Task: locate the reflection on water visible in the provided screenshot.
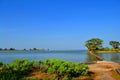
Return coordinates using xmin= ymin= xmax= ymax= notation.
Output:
xmin=87 ymin=53 xmax=98 ymax=62
xmin=98 ymin=52 xmax=120 ymax=63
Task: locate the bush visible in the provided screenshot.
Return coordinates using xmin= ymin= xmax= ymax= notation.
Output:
xmin=0 ymin=59 xmax=34 ymax=80
xmin=0 ymin=59 xmax=89 ymax=80
xmin=0 ymin=62 xmax=3 ymax=67
xmin=41 ymin=59 xmax=89 ymax=80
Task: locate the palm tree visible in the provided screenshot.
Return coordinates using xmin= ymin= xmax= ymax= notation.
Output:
xmin=85 ymin=38 xmax=103 ymax=53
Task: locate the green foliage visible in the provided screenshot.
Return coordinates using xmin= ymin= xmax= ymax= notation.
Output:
xmin=62 ymin=75 xmax=71 ymax=80
xmin=110 ymin=41 xmax=120 ymax=49
xmin=0 ymin=59 xmax=34 ymax=80
xmin=0 ymin=59 xmax=89 ymax=80
xmin=0 ymin=62 xmax=3 ymax=67
xmin=0 ymin=71 xmax=20 ymax=80
xmin=10 ymin=59 xmax=34 ymax=74
xmin=33 ymin=48 xmax=37 ymax=50
xmin=0 ymin=48 xmax=2 ymax=51
xmin=85 ymin=38 xmax=103 ymax=52
xmin=101 ymin=47 xmax=110 ymax=51
xmin=42 ymin=59 xmax=89 ymax=80
xmin=9 ymin=48 xmax=16 ymax=50
xmin=23 ymin=48 xmax=27 ymax=51
xmin=4 ymin=48 xmax=8 ymax=51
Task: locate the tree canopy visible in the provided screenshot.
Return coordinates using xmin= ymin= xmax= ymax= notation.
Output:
xmin=109 ymin=41 xmax=120 ymax=49
xmin=9 ymin=48 xmax=15 ymax=50
xmin=85 ymin=38 xmax=103 ymax=52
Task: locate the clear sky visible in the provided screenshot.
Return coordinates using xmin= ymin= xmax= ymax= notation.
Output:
xmin=0 ymin=0 xmax=120 ymax=50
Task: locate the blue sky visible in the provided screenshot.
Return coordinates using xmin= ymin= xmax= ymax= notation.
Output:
xmin=0 ymin=0 xmax=120 ymax=50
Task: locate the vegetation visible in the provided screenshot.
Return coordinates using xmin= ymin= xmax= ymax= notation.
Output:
xmin=0 ymin=59 xmax=89 ymax=80
xmin=0 ymin=48 xmax=2 ymax=51
xmin=109 ymin=41 xmax=120 ymax=49
xmin=23 ymin=48 xmax=27 ymax=51
xmin=85 ymin=38 xmax=120 ymax=53
xmin=0 ymin=59 xmax=34 ymax=80
xmin=0 ymin=48 xmax=49 ymax=52
xmin=85 ymin=38 xmax=103 ymax=53
xmin=4 ymin=48 xmax=8 ymax=51
xmin=0 ymin=38 xmax=120 ymax=53
xmin=9 ymin=48 xmax=16 ymax=50
xmin=33 ymin=48 xmax=37 ymax=51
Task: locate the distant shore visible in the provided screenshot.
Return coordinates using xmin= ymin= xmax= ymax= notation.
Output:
xmin=0 ymin=50 xmax=120 ymax=53
xmin=0 ymin=50 xmax=50 ymax=52
xmin=0 ymin=50 xmax=85 ymax=52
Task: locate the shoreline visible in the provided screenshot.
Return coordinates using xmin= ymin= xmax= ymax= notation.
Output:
xmin=87 ymin=50 xmax=120 ymax=53
xmin=0 ymin=50 xmax=50 ymax=52
xmin=96 ymin=50 xmax=120 ymax=53
xmin=0 ymin=50 xmax=85 ymax=52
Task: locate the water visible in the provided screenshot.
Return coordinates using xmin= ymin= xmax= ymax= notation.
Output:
xmin=0 ymin=50 xmax=120 ymax=63
xmin=98 ymin=52 xmax=120 ymax=63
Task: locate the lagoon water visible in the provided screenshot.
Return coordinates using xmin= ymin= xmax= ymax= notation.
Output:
xmin=0 ymin=50 xmax=120 ymax=63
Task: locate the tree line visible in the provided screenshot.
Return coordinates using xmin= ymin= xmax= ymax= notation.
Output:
xmin=0 ymin=48 xmax=49 ymax=51
xmin=85 ymin=38 xmax=120 ymax=53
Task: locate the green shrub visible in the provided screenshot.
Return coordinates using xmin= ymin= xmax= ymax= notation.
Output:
xmin=0 ymin=59 xmax=34 ymax=80
xmin=0 ymin=71 xmax=20 ymax=80
xmin=42 ymin=59 xmax=89 ymax=80
xmin=0 ymin=59 xmax=89 ymax=80
xmin=0 ymin=62 xmax=3 ymax=67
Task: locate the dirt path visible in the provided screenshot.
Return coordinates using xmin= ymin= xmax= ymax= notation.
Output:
xmin=88 ymin=61 xmax=120 ymax=80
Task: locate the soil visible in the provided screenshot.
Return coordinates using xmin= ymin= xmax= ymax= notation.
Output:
xmin=26 ymin=61 xmax=120 ymax=80
xmin=88 ymin=61 xmax=120 ymax=80
xmin=25 ymin=71 xmax=54 ymax=79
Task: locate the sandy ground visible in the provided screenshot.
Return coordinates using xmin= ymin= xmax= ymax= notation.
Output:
xmin=88 ymin=61 xmax=120 ymax=80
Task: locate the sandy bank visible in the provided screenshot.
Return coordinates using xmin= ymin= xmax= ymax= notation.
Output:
xmin=88 ymin=61 xmax=120 ymax=80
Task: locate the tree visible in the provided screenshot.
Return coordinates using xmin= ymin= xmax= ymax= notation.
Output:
xmin=33 ymin=48 xmax=37 ymax=51
xmin=23 ymin=48 xmax=26 ymax=51
xmin=0 ymin=48 xmax=2 ymax=51
xmin=4 ymin=48 xmax=8 ymax=51
xmin=109 ymin=41 xmax=120 ymax=49
xmin=85 ymin=38 xmax=103 ymax=53
xmin=9 ymin=48 xmax=15 ymax=50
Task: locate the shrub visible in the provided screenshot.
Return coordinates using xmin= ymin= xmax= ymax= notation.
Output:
xmin=42 ymin=59 xmax=89 ymax=80
xmin=0 ymin=59 xmax=89 ymax=80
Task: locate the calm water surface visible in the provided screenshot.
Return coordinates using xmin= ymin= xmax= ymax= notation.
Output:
xmin=98 ymin=52 xmax=120 ymax=63
xmin=0 ymin=50 xmax=120 ymax=63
